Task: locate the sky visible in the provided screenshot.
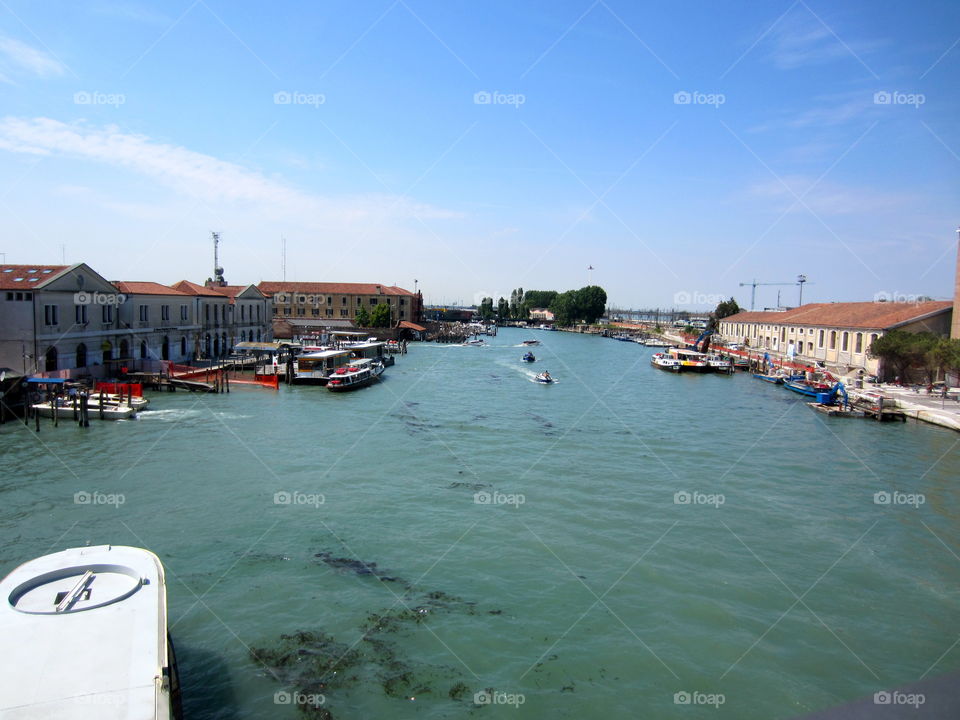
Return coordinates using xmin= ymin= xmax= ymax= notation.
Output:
xmin=0 ymin=0 xmax=957 ymax=311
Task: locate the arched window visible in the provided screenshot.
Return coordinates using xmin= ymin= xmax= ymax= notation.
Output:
xmin=75 ymin=343 xmax=87 ymax=368
xmin=161 ymin=336 xmax=170 ymax=361
xmin=841 ymin=332 xmax=849 ymax=352
xmin=102 ymin=341 xmax=113 ymax=364
xmin=241 ymin=330 xmax=246 ymax=342
xmin=45 ymin=346 xmax=58 ymax=371
xmin=140 ymin=341 xmax=148 ymax=359
xmin=119 ymin=339 xmax=129 ymax=360
xmin=829 ymin=331 xmax=837 ymax=350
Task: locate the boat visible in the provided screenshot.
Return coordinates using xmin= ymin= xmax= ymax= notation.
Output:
xmin=644 ymin=339 xmax=672 ymax=347
xmin=0 ymin=544 xmax=183 ymax=719
xmin=32 ymin=400 xmax=136 ymax=420
xmin=534 ymin=372 xmax=554 ymax=384
xmin=522 ymin=352 xmax=536 ymax=362
xmin=667 ymin=347 xmax=710 ymax=372
xmin=521 ymin=340 xmax=540 ymax=346
xmin=705 ymin=355 xmax=733 ymax=373
xmin=753 ymin=372 xmax=785 ymax=384
xmin=611 ymin=333 xmax=633 ymax=342
xmin=783 ymin=378 xmax=835 ymax=399
xmin=326 ymin=359 xmax=383 ymax=392
xmin=650 ymin=352 xmax=682 ymax=372
xmin=464 ymin=338 xmax=487 ymax=347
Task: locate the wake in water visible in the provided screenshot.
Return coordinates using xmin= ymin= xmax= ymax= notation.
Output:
xmin=494 ymin=358 xmax=559 ymax=383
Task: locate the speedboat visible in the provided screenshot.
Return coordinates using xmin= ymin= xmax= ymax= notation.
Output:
xmin=521 ymin=340 xmax=540 ymax=346
xmin=522 ymin=352 xmax=536 ymax=362
xmin=0 ymin=545 xmax=183 ymax=719
xmin=534 ymin=372 xmax=554 ymax=384
xmin=32 ymin=400 xmax=136 ymax=420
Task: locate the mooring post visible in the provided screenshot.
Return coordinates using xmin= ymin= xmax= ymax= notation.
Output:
xmin=99 ymin=391 xmax=105 ymax=420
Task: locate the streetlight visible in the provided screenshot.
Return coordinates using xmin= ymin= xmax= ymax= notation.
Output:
xmin=797 ymin=274 xmax=807 ymax=306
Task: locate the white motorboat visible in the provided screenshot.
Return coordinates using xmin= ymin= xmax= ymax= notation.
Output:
xmin=0 ymin=545 xmax=183 ymax=719
xmin=326 ymin=358 xmax=384 ymax=392
xmin=650 ymin=353 xmax=682 ymax=372
xmin=32 ymin=400 xmax=136 ymax=420
xmin=534 ymin=371 xmax=555 ymax=384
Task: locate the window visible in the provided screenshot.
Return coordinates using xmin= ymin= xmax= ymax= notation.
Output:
xmin=341 ymin=296 xmax=347 ymax=305
xmin=297 ymin=308 xmax=305 ymax=316
xmin=75 ymin=343 xmax=87 ymax=368
xmin=855 ymin=333 xmax=863 ymax=354
xmin=780 ymin=328 xmax=786 ymax=342
xmin=400 ymin=298 xmax=405 ymax=306
xmin=869 ymin=334 xmax=879 ymax=353
xmin=325 ymin=308 xmax=333 ymax=317
xmin=44 ymin=346 xmax=57 ymax=371
xmin=818 ymin=330 xmax=824 ymax=348
xmin=4 ymin=292 xmax=10 ymax=300
xmin=139 ymin=305 xmax=148 ymax=322
xmin=312 ymin=309 xmax=320 ymax=316
xmin=340 ymin=309 xmax=349 ymax=317
xmin=140 ymin=341 xmax=148 ymax=359
xmin=161 ymin=305 xmax=170 ymax=322
xmin=205 ymin=305 xmax=210 ymax=323
xmin=44 ymin=304 xmax=58 ymax=326
xmin=241 ymin=305 xmax=245 ymax=321
xmin=75 ymin=304 xmax=87 ymax=324
xmin=256 ymin=305 xmax=261 ymax=321
xmin=102 ymin=304 xmax=113 ymax=323
xmin=298 ymin=295 xmax=306 ymax=303
xmin=25 ymin=293 xmax=31 ymax=299
xmin=829 ymin=331 xmax=836 ymax=350
xmin=327 ymin=296 xmax=333 ymax=305
xmin=370 ymin=298 xmax=377 ymax=305
xmin=356 ymin=297 xmax=361 ymax=305
xmin=842 ymin=332 xmax=849 ymax=352
xmin=181 ymin=305 xmax=188 ymax=321
xmin=181 ymin=337 xmax=187 ymax=356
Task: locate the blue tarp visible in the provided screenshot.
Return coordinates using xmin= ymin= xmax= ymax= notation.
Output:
xmin=25 ymin=377 xmax=66 ymax=384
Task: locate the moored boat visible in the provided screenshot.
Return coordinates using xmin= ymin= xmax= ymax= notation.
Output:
xmin=705 ymin=355 xmax=733 ymax=373
xmin=667 ymin=347 xmax=710 ymax=372
xmin=651 ymin=353 xmax=682 ymax=372
xmin=32 ymin=399 xmax=136 ymax=420
xmin=0 ymin=544 xmax=183 ymax=719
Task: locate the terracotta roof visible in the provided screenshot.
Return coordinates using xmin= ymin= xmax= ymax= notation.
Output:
xmin=722 ymin=301 xmax=953 ymax=330
xmin=113 ymin=281 xmax=189 ymax=296
xmin=0 ymin=264 xmax=68 ymax=289
xmin=170 ymin=280 xmax=229 ymax=297
xmin=258 ymin=281 xmax=415 ymax=297
xmin=212 ymin=284 xmax=265 ymax=298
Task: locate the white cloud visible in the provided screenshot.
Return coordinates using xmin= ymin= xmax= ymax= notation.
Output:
xmin=0 ymin=116 xmax=461 ymax=228
xmin=0 ymin=35 xmax=65 ymax=80
xmin=766 ymin=13 xmax=882 ymax=70
xmin=748 ymin=175 xmax=915 ymax=216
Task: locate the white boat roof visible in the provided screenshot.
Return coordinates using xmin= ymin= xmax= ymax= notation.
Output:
xmin=299 ymin=349 xmax=351 ymax=359
xmin=0 ymin=545 xmax=169 ymax=719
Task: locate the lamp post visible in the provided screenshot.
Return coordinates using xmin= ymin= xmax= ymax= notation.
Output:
xmin=797 ymin=274 xmax=807 ymax=306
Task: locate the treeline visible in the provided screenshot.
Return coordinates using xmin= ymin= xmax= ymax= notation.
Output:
xmin=869 ymin=330 xmax=960 ymax=382
xmin=477 ymin=286 xmax=607 ymax=325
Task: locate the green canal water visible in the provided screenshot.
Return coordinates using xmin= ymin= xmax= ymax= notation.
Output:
xmin=1 ymin=327 xmax=958 ymax=719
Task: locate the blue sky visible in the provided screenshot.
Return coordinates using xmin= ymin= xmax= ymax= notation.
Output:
xmin=0 ymin=0 xmax=957 ymax=310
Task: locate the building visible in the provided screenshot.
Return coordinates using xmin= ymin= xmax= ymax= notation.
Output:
xmin=113 ymin=282 xmax=199 ymax=365
xmin=528 ymin=308 xmax=555 ymax=322
xmin=170 ymin=280 xmax=272 ymax=359
xmin=717 ymin=301 xmax=953 ymax=375
xmin=258 ymin=282 xmax=421 ymax=327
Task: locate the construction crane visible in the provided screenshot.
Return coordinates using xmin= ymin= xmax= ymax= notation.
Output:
xmin=739 ymin=278 xmax=811 ymax=310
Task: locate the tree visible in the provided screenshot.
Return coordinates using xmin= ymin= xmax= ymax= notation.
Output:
xmin=478 ymin=297 xmax=494 ymax=322
xmin=522 ymin=290 xmax=558 ymax=312
xmin=714 ymin=297 xmax=741 ymax=320
xmin=869 ymin=330 xmax=914 ymax=381
xmin=575 ymin=285 xmax=607 ymax=324
xmin=549 ymin=290 xmax=578 ymax=326
xmin=496 ymin=297 xmax=510 ymax=321
xmin=355 ymin=305 xmax=370 ymax=327
xmin=369 ymin=303 xmax=391 ymax=328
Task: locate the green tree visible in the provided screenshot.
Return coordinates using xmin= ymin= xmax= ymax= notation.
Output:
xmin=714 ymin=297 xmax=741 ymax=320
xmin=496 ymin=297 xmax=510 ymax=321
xmin=355 ymin=304 xmax=370 ymax=327
xmin=575 ymin=285 xmax=607 ymax=324
xmin=522 ymin=290 xmax=558 ymax=312
xmin=549 ymin=290 xmax=578 ymax=326
xmin=478 ymin=297 xmax=494 ymax=322
xmin=369 ymin=303 xmax=392 ymax=328
xmin=869 ymin=330 xmax=914 ymax=381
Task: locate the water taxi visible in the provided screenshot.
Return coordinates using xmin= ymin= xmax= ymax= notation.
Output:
xmin=326 ymin=359 xmax=384 ymax=392
xmin=667 ymin=347 xmax=710 ymax=372
xmin=0 ymin=545 xmax=183 ymax=719
xmin=651 ymin=352 xmax=682 ymax=372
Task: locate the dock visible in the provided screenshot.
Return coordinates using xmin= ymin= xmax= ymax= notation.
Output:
xmin=807 ymin=402 xmax=906 ymax=422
